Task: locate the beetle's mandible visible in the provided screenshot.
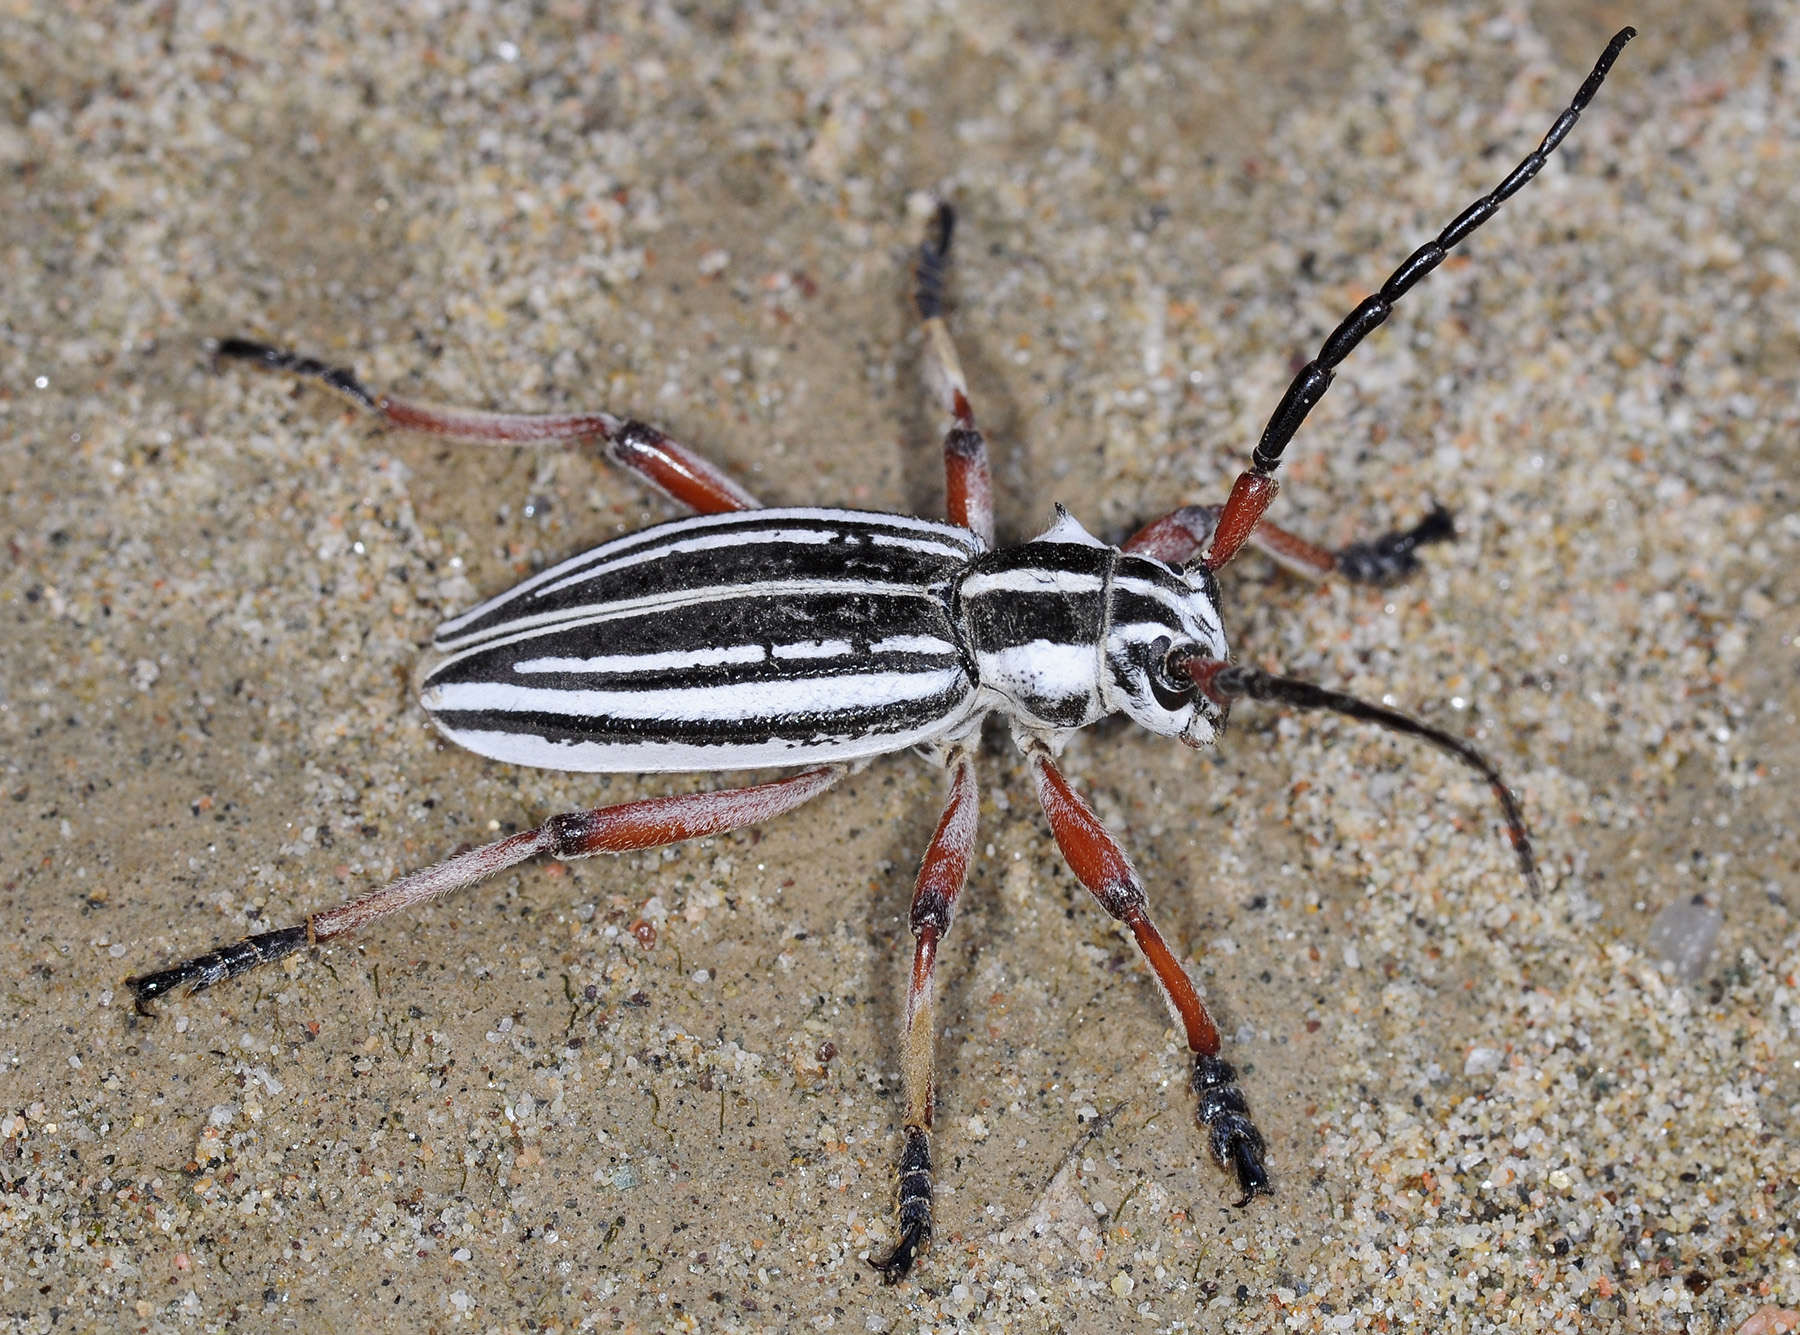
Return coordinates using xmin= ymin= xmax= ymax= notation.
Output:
xmin=128 ymin=28 xmax=1635 ymax=1280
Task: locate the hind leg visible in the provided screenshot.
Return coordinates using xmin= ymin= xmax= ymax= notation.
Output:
xmin=215 ymin=338 xmax=761 ymax=514
xmin=127 ymin=767 xmax=843 ymax=1009
xmin=869 ymin=749 xmax=980 ymax=1281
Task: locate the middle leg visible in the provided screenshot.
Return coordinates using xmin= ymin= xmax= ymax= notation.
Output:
xmin=871 ymin=747 xmax=980 ymax=1281
xmin=915 ymin=205 xmax=995 ymax=546
xmin=1024 ymin=741 xmax=1270 ymax=1203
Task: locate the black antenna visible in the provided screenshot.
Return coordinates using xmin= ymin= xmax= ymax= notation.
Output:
xmin=1245 ymin=27 xmax=1636 ymax=481
xmin=1185 ymin=659 xmax=1539 ymax=892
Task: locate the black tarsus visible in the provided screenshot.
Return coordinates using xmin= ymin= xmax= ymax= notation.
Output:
xmin=915 ymin=201 xmax=956 ymax=322
xmin=126 ymin=923 xmax=311 ymax=1014
xmin=214 ymin=337 xmax=379 ymax=409
xmin=1193 ymin=1054 xmax=1271 ymax=1205
xmin=869 ymin=1127 xmax=932 ymax=1281
xmin=1335 ymin=505 xmax=1456 ymax=584
xmin=1248 ymin=27 xmax=1635 ymax=478
xmin=1198 ymin=664 xmax=1540 ymax=892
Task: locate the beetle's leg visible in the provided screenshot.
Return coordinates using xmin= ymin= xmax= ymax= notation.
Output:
xmin=1120 ymin=505 xmax=1221 ymax=565
xmin=1024 ymin=742 xmax=1271 ymax=1205
xmin=1124 ymin=504 xmax=1455 ymax=585
xmin=1205 ymin=28 xmax=1634 ymax=571
xmin=126 ymin=767 xmax=841 ymax=1011
xmin=870 ymin=749 xmax=979 ymax=1282
xmin=213 ymin=338 xmax=761 ymax=514
xmin=915 ymin=204 xmax=994 ymax=546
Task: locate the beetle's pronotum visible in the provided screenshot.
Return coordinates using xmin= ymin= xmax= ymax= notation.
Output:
xmin=128 ymin=28 xmax=1633 ymax=1279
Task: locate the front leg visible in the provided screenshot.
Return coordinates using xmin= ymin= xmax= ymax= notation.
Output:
xmin=1124 ymin=503 xmax=1454 ymax=585
xmin=1025 ymin=742 xmax=1271 ymax=1204
xmin=870 ymin=748 xmax=980 ymax=1281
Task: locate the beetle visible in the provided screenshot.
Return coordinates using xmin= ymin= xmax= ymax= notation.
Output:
xmin=127 ymin=29 xmax=1634 ymax=1280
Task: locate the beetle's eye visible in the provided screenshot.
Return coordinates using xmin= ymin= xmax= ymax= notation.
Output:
xmin=1147 ymin=637 xmax=1189 ymax=683
xmin=1146 ymin=637 xmax=1197 ymax=711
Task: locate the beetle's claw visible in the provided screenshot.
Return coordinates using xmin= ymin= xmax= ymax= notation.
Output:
xmin=1227 ymin=1132 xmax=1273 ymax=1205
xmin=1193 ymin=1053 xmax=1272 ymax=1204
xmin=869 ymin=1127 xmax=933 ymax=1281
xmin=869 ymin=1217 xmax=930 ymax=1283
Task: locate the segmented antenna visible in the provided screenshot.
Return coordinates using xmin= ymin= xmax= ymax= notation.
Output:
xmin=1184 ymin=659 xmax=1538 ymax=892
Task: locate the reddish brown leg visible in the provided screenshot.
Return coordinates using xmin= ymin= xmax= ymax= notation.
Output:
xmin=871 ymin=749 xmax=979 ymax=1282
xmin=1124 ymin=503 xmax=1453 ymax=585
xmin=1247 ymin=520 xmax=1346 ymax=579
xmin=1125 ymin=502 xmax=1338 ymax=579
xmin=1121 ymin=505 xmax=1221 ymax=566
xmin=126 ymin=767 xmax=842 ymax=1009
xmin=215 ymin=338 xmax=760 ymax=514
xmin=915 ymin=206 xmax=995 ymax=546
xmin=1024 ymin=742 xmax=1270 ymax=1203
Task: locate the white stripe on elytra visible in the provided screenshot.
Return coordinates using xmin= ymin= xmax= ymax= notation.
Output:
xmin=959 ymin=568 xmax=1104 ymax=600
xmin=869 ymin=532 xmax=977 ymax=560
xmin=422 ymin=667 xmax=967 ymax=724
xmin=511 ymin=644 xmax=767 ymax=675
xmin=428 ymin=579 xmax=929 ymax=672
xmin=869 ymin=634 xmax=959 ymax=656
xmin=434 ymin=694 xmax=987 ymax=774
xmin=435 ymin=508 xmax=982 ymax=641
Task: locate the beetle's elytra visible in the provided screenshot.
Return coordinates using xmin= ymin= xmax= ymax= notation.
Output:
xmin=128 ymin=28 xmax=1634 ymax=1280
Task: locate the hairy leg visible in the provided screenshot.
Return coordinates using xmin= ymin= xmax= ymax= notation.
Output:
xmin=127 ymin=767 xmax=842 ymax=1009
xmin=1024 ymin=742 xmax=1270 ymax=1203
xmin=914 ymin=206 xmax=994 ymax=546
xmin=215 ymin=338 xmax=761 ymax=514
xmin=1124 ymin=503 xmax=1455 ymax=585
xmin=870 ymin=749 xmax=980 ymax=1281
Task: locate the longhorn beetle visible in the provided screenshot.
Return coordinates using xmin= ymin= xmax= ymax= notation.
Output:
xmin=128 ymin=29 xmax=1635 ymax=1280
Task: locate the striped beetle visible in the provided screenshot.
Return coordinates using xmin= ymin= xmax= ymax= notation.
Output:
xmin=128 ymin=29 xmax=1634 ymax=1279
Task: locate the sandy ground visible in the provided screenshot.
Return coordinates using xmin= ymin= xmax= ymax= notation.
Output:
xmin=4 ymin=2 xmax=1799 ymax=1332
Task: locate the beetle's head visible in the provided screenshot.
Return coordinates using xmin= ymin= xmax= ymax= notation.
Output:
xmin=1102 ymin=553 xmax=1231 ymax=747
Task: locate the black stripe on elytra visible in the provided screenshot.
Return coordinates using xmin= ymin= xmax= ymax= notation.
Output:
xmin=425 ymin=591 xmax=966 ymax=691
xmin=429 ymin=684 xmax=973 ymax=746
xmin=438 ymin=510 xmax=981 ymax=647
